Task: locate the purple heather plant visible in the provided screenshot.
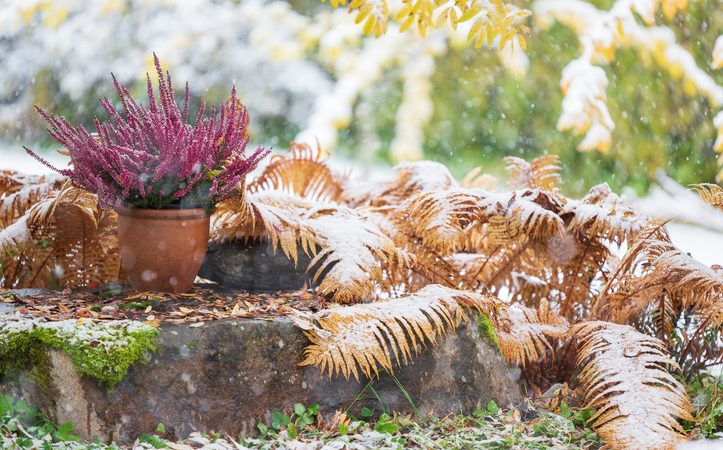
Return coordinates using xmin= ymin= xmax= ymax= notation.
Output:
xmin=25 ymin=54 xmax=270 ymax=211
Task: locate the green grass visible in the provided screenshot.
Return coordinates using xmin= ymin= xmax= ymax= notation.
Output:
xmin=0 ymin=396 xmax=602 ymax=449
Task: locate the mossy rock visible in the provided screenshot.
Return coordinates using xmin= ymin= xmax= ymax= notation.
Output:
xmin=0 ymin=315 xmax=521 ymax=444
xmin=0 ymin=318 xmax=158 ymax=389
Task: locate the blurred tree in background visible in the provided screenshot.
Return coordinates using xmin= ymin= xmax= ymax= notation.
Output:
xmin=340 ymin=0 xmax=722 ymax=195
xmin=1 ymin=0 xmax=720 ymax=196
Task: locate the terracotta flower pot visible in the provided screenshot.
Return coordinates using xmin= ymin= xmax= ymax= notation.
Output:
xmin=116 ymin=207 xmax=210 ymax=292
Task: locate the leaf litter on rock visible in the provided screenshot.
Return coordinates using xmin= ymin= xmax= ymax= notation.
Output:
xmin=1 ymin=285 xmax=326 ymax=326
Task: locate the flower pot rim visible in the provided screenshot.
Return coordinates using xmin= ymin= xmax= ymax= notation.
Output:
xmin=115 ymin=206 xmax=210 ymax=220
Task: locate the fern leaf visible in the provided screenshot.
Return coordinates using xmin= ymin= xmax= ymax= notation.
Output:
xmin=604 ymin=238 xmax=722 ymax=328
xmin=553 ymin=238 xmax=610 ymax=320
xmin=0 ymin=173 xmax=65 ymax=229
xmin=571 ymin=321 xmax=693 ymax=449
xmin=305 ymin=208 xmax=410 ymax=302
xmin=460 ymin=166 xmax=498 ymax=190
xmin=214 ymin=190 xmax=409 ymax=302
xmin=691 ymin=183 xmax=723 ymax=211
xmin=495 ymin=299 xmax=569 ymax=367
xmin=505 ymin=155 xmax=562 ymax=191
xmin=563 ymin=183 xmax=645 ymax=244
xmin=403 ymin=188 xmax=564 ymax=255
xmin=0 ymin=215 xmax=32 ymax=256
xmin=247 ymin=142 xmax=344 ymax=203
xmin=344 ymin=161 xmax=457 ymax=207
xmin=2 ymin=182 xmax=121 ymax=289
xmin=295 ymin=285 xmax=498 ymax=380
xmin=213 ymin=189 xmax=322 ymax=263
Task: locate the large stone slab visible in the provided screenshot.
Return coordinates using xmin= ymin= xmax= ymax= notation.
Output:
xmin=0 ymin=316 xmax=522 ymax=444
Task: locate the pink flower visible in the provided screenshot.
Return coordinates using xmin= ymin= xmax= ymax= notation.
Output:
xmin=25 ymin=53 xmax=268 ymax=211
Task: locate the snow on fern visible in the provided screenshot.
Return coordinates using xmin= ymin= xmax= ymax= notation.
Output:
xmin=571 ymin=321 xmax=693 ymax=449
xmin=294 ymin=284 xmax=496 ymax=380
xmin=306 ymin=207 xmax=408 ymax=302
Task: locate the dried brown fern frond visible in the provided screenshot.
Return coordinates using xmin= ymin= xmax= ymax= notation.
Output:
xmin=450 ymin=243 xmax=539 ymax=294
xmin=604 ymin=238 xmax=722 ymax=328
xmin=0 ymin=172 xmax=65 ymax=229
xmin=0 ymin=170 xmax=29 ymax=197
xmin=0 ymin=171 xmax=57 ymax=197
xmin=402 ymin=188 xmax=564 ymax=255
xmin=0 ymin=214 xmax=50 ymax=289
xmin=213 ymin=190 xmax=410 ymax=303
xmin=551 ymin=238 xmax=610 ymax=320
xmin=459 ymin=166 xmax=498 ymax=190
xmin=643 ymin=241 xmax=722 ymax=324
xmin=402 ymin=188 xmax=485 ymax=254
xmin=570 ymin=321 xmax=693 ymax=449
xmin=305 ymin=208 xmax=411 ymax=302
xmin=494 ymin=299 xmax=569 ymax=367
xmin=247 ymin=142 xmax=345 ymax=203
xmin=592 ymin=223 xmax=721 ymax=374
xmin=1 ymin=172 xmax=65 ymax=288
xmin=1 ymin=182 xmax=121 ymax=288
xmin=593 ymin=221 xmax=671 ymax=317
xmin=212 ymin=189 xmax=322 ymax=263
xmin=33 ymin=183 xmax=121 ymax=287
xmin=507 ymin=271 xmax=550 ymax=307
xmin=344 ymin=161 xmax=457 ymax=207
xmin=0 ymin=216 xmax=33 ymax=259
xmin=294 ymin=285 xmax=500 ymax=380
xmin=505 ymin=155 xmax=562 ymax=191
xmin=691 ymin=183 xmax=723 ymax=210
xmin=562 ymin=183 xmax=645 ymax=244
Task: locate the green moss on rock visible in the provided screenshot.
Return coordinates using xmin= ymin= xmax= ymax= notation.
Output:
xmin=0 ymin=316 xmax=158 ymax=389
xmin=476 ymin=312 xmax=501 ymax=352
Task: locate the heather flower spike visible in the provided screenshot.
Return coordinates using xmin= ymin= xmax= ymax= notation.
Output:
xmin=25 ymin=53 xmax=270 ymax=211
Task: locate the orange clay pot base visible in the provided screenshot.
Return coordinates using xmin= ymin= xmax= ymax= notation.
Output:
xmin=116 ymin=207 xmax=210 ymax=292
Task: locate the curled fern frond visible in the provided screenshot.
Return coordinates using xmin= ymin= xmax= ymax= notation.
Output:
xmin=691 ymin=183 xmax=723 ymax=211
xmin=295 ymin=285 xmax=499 ymax=380
xmin=563 ymin=183 xmax=645 ymax=244
xmin=505 ymin=155 xmax=562 ymax=191
xmin=247 ymin=142 xmax=344 ymax=203
xmin=571 ymin=321 xmax=693 ymax=449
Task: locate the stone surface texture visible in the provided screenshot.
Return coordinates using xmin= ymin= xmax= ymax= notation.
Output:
xmin=0 ymin=317 xmax=522 ymax=443
xmin=199 ymin=240 xmax=312 ymax=291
